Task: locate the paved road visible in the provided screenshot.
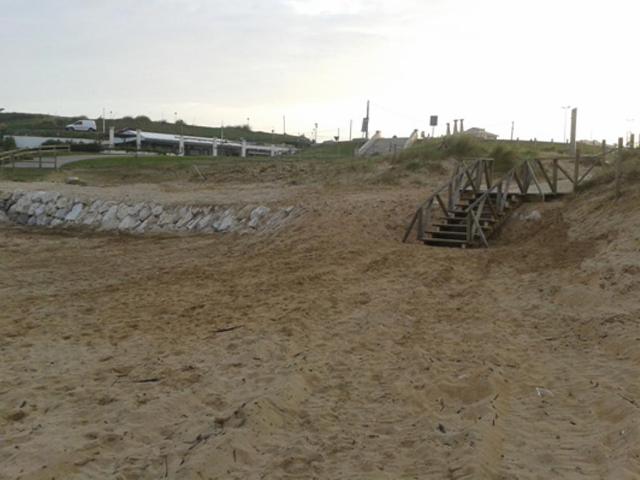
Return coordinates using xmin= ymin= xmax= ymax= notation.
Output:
xmin=6 ymin=154 xmax=109 ymax=169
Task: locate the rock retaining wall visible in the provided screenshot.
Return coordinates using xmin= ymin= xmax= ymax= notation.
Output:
xmin=0 ymin=190 xmax=297 ymax=235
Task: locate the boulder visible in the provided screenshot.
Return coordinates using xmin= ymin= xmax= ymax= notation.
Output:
xmin=99 ymin=201 xmax=116 ymax=214
xmin=522 ymin=210 xmax=542 ymax=222
xmin=89 ymin=200 xmax=104 ymax=212
xmin=101 ymin=205 xmax=120 ymax=230
xmin=11 ymin=196 xmax=32 ymax=215
xmin=33 ymin=205 xmax=46 ymax=217
xmin=175 ymin=210 xmax=194 ymax=229
xmin=82 ymin=213 xmax=102 ymax=226
xmin=27 ymin=203 xmax=39 ymax=216
xmin=116 ymin=203 xmax=129 ymax=220
xmin=138 ymin=206 xmax=152 ymax=222
xmin=136 ymin=215 xmax=158 ymax=233
xmin=32 ymin=191 xmax=59 ymax=204
xmin=118 ymin=215 xmax=140 ymax=231
xmin=65 ymin=177 xmax=86 ymax=186
xmin=65 ymin=203 xmax=85 ymax=222
xmin=128 ymin=203 xmax=145 ymax=217
xmin=214 ymin=209 xmax=236 ymax=232
xmin=56 ymin=197 xmax=70 ymax=209
xmin=158 ymin=211 xmax=178 ymax=226
xmin=197 ymin=214 xmax=215 ymax=230
xmin=151 ymin=205 xmax=164 ymax=216
xmin=54 ymin=208 xmax=69 ymax=219
xmin=237 ymin=204 xmax=254 ymax=220
xmin=249 ymin=206 xmax=270 ymax=228
xmin=44 ymin=202 xmax=57 ymax=215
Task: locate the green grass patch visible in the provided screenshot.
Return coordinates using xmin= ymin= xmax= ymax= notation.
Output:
xmin=0 ymin=168 xmax=52 ymax=182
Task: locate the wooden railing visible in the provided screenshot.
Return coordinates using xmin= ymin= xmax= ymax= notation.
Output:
xmin=530 ymin=152 xmax=603 ymax=195
xmin=402 ymin=158 xmax=495 ymax=243
xmin=0 ymin=145 xmax=71 ymax=169
xmin=463 ymin=160 xmax=544 ymax=247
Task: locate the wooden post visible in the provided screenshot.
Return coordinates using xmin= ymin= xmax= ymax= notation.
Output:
xmin=570 ymin=108 xmax=578 ymax=156
xmin=573 ymin=147 xmax=580 ymax=192
xmin=616 ymin=137 xmax=623 ymax=198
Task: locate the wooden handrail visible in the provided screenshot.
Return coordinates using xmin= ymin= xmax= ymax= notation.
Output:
xmin=402 ymin=158 xmax=493 ymax=243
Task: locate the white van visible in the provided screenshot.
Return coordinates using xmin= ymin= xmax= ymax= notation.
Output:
xmin=65 ymin=119 xmax=97 ymax=132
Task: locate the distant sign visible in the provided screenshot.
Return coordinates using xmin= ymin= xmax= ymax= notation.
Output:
xmin=430 ymin=115 xmax=438 ymax=127
xmin=361 ymin=117 xmax=369 ymax=133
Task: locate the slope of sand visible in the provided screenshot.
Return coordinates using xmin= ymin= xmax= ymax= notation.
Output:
xmin=1 ymin=180 xmax=639 ymax=479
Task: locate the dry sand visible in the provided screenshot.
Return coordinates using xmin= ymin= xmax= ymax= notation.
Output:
xmin=1 ymin=178 xmax=639 ymax=479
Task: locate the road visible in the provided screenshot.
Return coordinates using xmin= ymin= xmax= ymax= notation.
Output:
xmin=6 ymin=154 xmax=109 ymax=169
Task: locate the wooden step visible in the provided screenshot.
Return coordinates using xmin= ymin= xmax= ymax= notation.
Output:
xmin=443 ymin=216 xmax=497 ymax=223
xmin=424 ymin=237 xmax=469 ymax=248
xmin=448 ymin=212 xmax=498 ymax=222
xmin=431 ymin=223 xmax=493 ymax=233
xmin=426 ymin=230 xmax=467 ymax=238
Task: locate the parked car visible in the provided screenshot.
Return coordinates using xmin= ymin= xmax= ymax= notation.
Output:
xmin=65 ymin=119 xmax=97 ymax=132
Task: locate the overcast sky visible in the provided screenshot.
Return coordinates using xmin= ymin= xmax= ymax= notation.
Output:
xmin=1 ymin=0 xmax=638 ymax=142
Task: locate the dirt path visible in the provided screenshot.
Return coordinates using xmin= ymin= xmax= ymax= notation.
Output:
xmin=0 ymin=183 xmax=639 ymax=479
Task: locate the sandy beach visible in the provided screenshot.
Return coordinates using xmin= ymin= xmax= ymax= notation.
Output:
xmin=1 ymin=179 xmax=639 ymax=479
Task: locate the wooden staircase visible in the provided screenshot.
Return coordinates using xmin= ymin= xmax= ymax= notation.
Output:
xmin=403 ymin=158 xmax=559 ymax=248
xmin=423 ymin=190 xmax=523 ymax=248
xmin=403 ymin=153 xmax=607 ymax=248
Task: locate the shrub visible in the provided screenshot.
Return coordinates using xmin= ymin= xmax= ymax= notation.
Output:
xmin=442 ymin=135 xmax=480 ymax=158
xmin=70 ymin=142 xmax=101 ymax=153
xmin=1 ymin=136 xmax=16 ymax=151
xmin=490 ymin=145 xmax=517 ymax=173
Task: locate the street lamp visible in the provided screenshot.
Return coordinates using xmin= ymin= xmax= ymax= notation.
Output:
xmin=562 ymin=106 xmax=571 ymax=143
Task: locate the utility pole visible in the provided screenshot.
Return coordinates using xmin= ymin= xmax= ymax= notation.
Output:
xmin=562 ymin=105 xmax=571 ymax=143
xmin=510 ymin=121 xmax=515 ymax=141
xmin=362 ymin=100 xmax=370 ymax=139
xmin=283 ymin=115 xmax=286 ymax=135
xmin=570 ymin=107 xmax=578 ymax=155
